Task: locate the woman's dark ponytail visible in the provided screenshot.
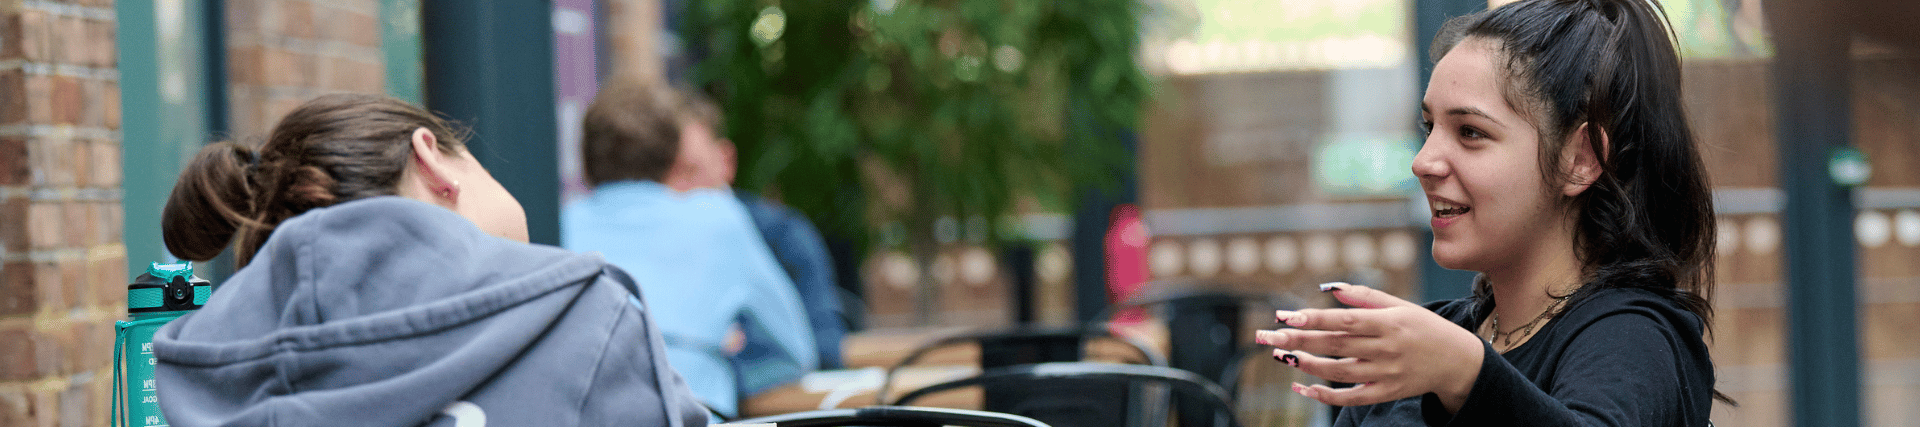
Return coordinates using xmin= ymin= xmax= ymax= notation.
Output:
xmin=161 ymin=141 xmax=263 ymax=262
xmin=159 ymin=94 xmax=469 ymax=267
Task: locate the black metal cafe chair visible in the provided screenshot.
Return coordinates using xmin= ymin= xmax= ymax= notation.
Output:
xmin=730 ymin=406 xmax=1051 ymax=427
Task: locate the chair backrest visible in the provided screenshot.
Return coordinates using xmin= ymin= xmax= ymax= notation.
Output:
xmin=1103 ymin=288 xmax=1300 ymax=387
xmin=1104 ymin=287 xmax=1300 ymax=427
xmin=889 ymin=362 xmax=1240 ymax=427
xmin=730 ymin=406 xmax=1051 ymax=427
xmin=874 ymin=325 xmax=1166 ymax=405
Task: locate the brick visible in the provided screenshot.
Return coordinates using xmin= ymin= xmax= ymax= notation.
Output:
xmin=0 ymin=70 xmax=21 ymax=125
xmin=28 ymin=202 xmax=62 ymax=249
xmin=84 ymin=203 xmax=108 ymax=247
xmin=262 ymin=48 xmax=316 ymax=88
xmin=0 ymin=198 xmax=25 ymax=253
xmin=0 ymin=138 xmax=25 ymax=185
xmin=87 ymin=370 xmax=109 ymax=427
xmin=0 ymin=327 xmax=35 ymax=380
xmin=0 ymin=261 xmax=32 ymax=316
xmin=228 ymin=46 xmax=264 ymax=86
xmin=23 ymin=73 xmax=50 ymax=124
xmin=67 ymin=140 xmax=89 ymax=187
xmin=281 ymin=0 xmax=315 ymax=39
xmin=77 ymin=79 xmax=104 ymax=128
xmin=324 ymin=57 xmax=381 ymax=93
xmin=27 ymin=137 xmax=73 ymax=186
xmin=86 ymin=141 xmax=116 ymax=188
xmin=49 ymin=75 xmax=79 ymax=125
xmin=322 ymin=7 xmax=379 ymax=48
xmin=17 ymin=9 xmax=47 ymax=62
xmin=89 ymin=253 xmax=125 ymax=308
xmin=332 ymin=0 xmax=379 ymax=14
xmin=30 ymin=384 xmax=53 ymax=427
xmin=53 ymin=16 xmax=83 ymax=66
xmin=58 ymin=379 xmax=87 ymax=427
xmin=228 ymin=89 xmax=265 ymax=136
xmin=32 ymin=259 xmax=63 ymax=312
xmin=102 ymin=208 xmax=120 ymax=256
xmin=84 ymin=321 xmax=115 ymax=369
xmin=58 ymin=256 xmax=86 ymax=312
xmin=101 ymin=82 xmax=118 ymax=130
xmin=266 ymin=97 xmax=304 ymax=129
xmin=226 ymin=0 xmax=261 ymax=32
xmin=89 ymin=18 xmax=116 ymax=68
xmin=0 ymin=13 xmax=20 ymax=60
xmin=31 ymin=322 xmax=72 ymax=377
xmin=0 ymin=387 xmax=30 ymax=427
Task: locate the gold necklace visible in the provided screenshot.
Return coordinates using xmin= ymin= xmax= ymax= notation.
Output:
xmin=1484 ymin=295 xmax=1571 ymax=348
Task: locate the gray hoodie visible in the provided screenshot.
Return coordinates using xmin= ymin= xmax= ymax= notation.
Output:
xmin=152 ymin=197 xmax=711 ymax=427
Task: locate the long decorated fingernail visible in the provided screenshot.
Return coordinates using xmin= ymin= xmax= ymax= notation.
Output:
xmin=1319 ymin=282 xmax=1348 ymax=293
xmin=1275 ymin=310 xmax=1295 ymax=324
xmin=1291 ymin=382 xmax=1311 ymax=397
xmin=1279 ymin=353 xmax=1300 ymax=367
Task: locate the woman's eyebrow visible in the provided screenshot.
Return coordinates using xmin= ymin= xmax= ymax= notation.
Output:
xmin=1446 ymin=106 xmax=1504 ymax=127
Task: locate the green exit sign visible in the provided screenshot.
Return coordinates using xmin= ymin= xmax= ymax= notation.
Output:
xmin=1313 ymin=133 xmax=1418 ymax=197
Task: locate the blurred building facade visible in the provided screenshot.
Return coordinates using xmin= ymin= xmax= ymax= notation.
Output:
xmin=2 ymin=0 xmax=1918 ymax=426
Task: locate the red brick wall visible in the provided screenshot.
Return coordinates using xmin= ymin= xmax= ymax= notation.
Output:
xmin=602 ymin=0 xmax=665 ymax=84
xmin=0 ymin=0 xmax=126 ymax=426
xmin=225 ymin=0 xmax=385 ymax=137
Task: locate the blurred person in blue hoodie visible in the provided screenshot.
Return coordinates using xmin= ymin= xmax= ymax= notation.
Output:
xmin=639 ymin=84 xmax=851 ymax=371
xmin=152 ymin=94 xmax=710 ymax=426
xmin=564 ymin=78 xmax=820 ymax=418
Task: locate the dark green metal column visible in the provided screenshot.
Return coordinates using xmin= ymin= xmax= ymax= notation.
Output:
xmin=118 ymin=0 xmax=217 ymax=279
xmin=1070 ymin=132 xmax=1138 ymax=325
xmin=382 ymin=0 xmax=425 ymax=104
xmin=1766 ymin=1 xmax=1861 ymax=426
xmin=1413 ymin=0 xmax=1484 ymax=303
xmin=421 ymin=2 xmax=561 ymax=245
xmin=1770 ymin=2 xmax=1864 ymax=426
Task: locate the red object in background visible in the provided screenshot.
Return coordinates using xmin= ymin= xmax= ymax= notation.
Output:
xmin=1105 ymin=204 xmax=1151 ymax=324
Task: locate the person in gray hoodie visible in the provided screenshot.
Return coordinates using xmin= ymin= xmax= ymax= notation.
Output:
xmin=151 ymin=93 xmax=711 ymax=427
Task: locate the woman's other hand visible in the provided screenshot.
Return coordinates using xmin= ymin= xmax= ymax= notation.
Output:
xmin=1254 ymin=283 xmax=1485 ymax=412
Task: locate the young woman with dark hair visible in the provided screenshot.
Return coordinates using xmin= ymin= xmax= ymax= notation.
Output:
xmin=151 ymin=94 xmax=710 ymax=426
xmin=1255 ymin=0 xmax=1722 ymax=424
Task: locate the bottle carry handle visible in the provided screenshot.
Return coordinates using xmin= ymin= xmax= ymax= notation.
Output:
xmin=112 ymin=318 xmax=171 ymax=427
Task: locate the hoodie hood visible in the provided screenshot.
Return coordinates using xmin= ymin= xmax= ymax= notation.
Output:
xmin=153 ymin=197 xmax=707 ymax=427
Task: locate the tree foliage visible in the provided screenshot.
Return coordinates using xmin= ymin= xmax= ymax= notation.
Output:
xmin=684 ymin=0 xmax=1153 ymax=250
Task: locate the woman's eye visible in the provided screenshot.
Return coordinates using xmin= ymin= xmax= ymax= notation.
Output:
xmin=1460 ymin=126 xmax=1487 ymax=140
xmin=1418 ymin=120 xmax=1434 ymax=136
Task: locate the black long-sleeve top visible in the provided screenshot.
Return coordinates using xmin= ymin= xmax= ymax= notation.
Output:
xmin=1332 ymin=287 xmax=1716 ymax=426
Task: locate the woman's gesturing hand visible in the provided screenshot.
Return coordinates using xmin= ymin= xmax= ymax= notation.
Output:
xmin=1254 ymin=283 xmax=1486 ymax=412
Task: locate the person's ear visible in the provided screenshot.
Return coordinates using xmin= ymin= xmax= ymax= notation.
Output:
xmin=409 ymin=127 xmax=461 ymax=202
xmin=1561 ymin=123 xmax=1607 ymax=197
xmin=717 ymin=137 xmax=737 ymax=185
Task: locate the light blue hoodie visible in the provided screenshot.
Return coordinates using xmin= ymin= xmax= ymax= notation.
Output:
xmin=152 ymin=197 xmax=710 ymax=427
xmin=563 ymin=181 xmax=820 ymax=418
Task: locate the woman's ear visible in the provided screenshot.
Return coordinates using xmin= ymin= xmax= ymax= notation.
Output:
xmin=1561 ymin=123 xmax=1608 ymax=197
xmin=408 ymin=127 xmax=461 ymax=202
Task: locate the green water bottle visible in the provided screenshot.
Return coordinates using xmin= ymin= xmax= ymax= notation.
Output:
xmin=113 ymin=262 xmax=213 ymax=427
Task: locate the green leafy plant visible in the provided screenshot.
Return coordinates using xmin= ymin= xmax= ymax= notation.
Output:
xmin=685 ymin=0 xmax=1153 ymax=323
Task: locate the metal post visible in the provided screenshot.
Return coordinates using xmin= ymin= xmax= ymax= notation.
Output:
xmin=421 ymin=2 xmax=562 ymax=245
xmin=118 ymin=0 xmax=216 ymax=279
xmin=381 ymin=0 xmax=425 ymax=105
xmin=200 ymin=0 xmax=238 ymax=283
xmin=1766 ymin=0 xmax=1862 ymax=425
xmin=1071 ymin=132 xmax=1138 ymax=325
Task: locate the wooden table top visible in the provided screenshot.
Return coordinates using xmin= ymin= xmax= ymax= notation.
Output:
xmin=741 ymin=322 xmax=1174 ymax=417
